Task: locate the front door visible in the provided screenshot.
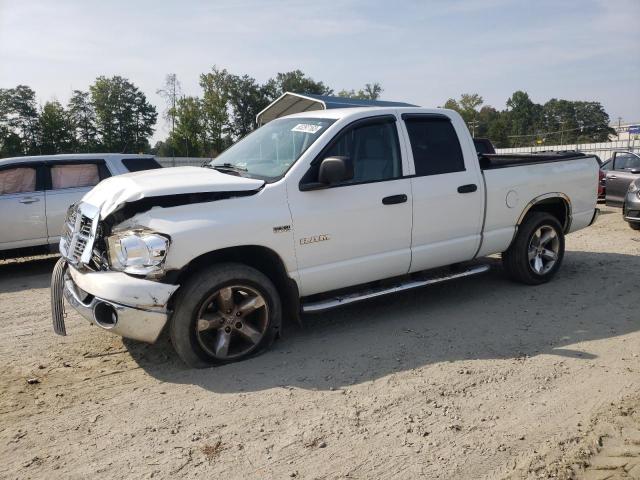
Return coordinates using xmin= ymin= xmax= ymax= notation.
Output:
xmin=288 ymin=116 xmax=413 ymax=297
xmin=606 ymin=152 xmax=640 ymax=207
xmin=0 ymin=164 xmax=47 ymax=250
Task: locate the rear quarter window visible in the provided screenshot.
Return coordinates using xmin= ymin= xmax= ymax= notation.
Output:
xmin=121 ymin=158 xmax=162 ymax=172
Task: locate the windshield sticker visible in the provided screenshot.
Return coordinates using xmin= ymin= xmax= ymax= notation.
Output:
xmin=291 ymin=124 xmax=323 ymax=134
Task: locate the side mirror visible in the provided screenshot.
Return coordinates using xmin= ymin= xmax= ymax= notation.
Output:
xmin=318 ymin=156 xmax=353 ymax=185
xmin=300 ymin=156 xmax=353 ymax=191
xmin=629 ymin=168 xmax=640 ymax=175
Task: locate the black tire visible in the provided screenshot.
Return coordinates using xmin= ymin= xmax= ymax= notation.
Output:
xmin=629 ymin=222 xmax=640 ymax=231
xmin=502 ymin=212 xmax=565 ymax=285
xmin=170 ymin=263 xmax=281 ymax=368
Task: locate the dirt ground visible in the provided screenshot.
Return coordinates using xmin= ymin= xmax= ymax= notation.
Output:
xmin=1 ymin=206 xmax=638 ymax=480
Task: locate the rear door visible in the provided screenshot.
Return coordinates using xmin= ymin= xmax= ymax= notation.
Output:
xmin=0 ymin=163 xmax=48 ymax=250
xmin=606 ymin=152 xmax=640 ymax=207
xmin=44 ymin=161 xmax=110 ymax=244
xmin=401 ymin=114 xmax=484 ymax=272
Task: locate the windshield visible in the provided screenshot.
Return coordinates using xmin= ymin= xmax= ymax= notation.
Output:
xmin=207 ymin=117 xmax=336 ymax=181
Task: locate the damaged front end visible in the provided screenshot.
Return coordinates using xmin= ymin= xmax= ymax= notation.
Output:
xmin=52 ymin=201 xmax=179 ymax=342
xmin=51 ymin=171 xmax=264 ymax=342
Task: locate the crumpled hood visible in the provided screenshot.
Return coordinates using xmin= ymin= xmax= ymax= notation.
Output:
xmin=82 ymin=166 xmax=265 ymax=219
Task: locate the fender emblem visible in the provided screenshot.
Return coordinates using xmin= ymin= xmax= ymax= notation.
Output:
xmin=273 ymin=225 xmax=291 ymax=233
xmin=300 ymin=234 xmax=330 ymax=245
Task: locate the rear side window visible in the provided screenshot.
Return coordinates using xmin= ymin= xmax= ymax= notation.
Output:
xmin=0 ymin=167 xmax=37 ymax=195
xmin=122 ymin=158 xmax=162 ymax=172
xmin=404 ymin=117 xmax=465 ymax=176
xmin=51 ymin=164 xmax=100 ymax=189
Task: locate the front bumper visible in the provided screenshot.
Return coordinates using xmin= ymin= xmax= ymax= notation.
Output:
xmin=623 ymin=192 xmax=640 ymax=223
xmin=53 ymin=263 xmax=179 ymax=343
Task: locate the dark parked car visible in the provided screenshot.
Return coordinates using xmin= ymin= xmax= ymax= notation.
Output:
xmin=623 ymin=178 xmax=640 ymax=230
xmin=605 ymin=151 xmax=640 ymax=207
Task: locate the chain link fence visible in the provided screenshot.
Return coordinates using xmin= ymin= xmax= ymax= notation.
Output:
xmin=156 ymin=157 xmax=213 ymax=168
xmin=496 ymin=139 xmax=640 ymax=162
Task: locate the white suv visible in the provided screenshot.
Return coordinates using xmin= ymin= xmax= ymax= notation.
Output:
xmin=0 ymin=153 xmax=161 ymax=258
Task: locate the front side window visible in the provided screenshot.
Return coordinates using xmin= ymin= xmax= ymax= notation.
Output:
xmin=51 ymin=163 xmax=100 ymax=189
xmin=208 ymin=117 xmax=335 ymax=181
xmin=404 ymin=117 xmax=465 ymax=176
xmin=323 ymin=119 xmax=402 ymax=184
xmin=614 ymin=153 xmax=640 ymax=171
xmin=0 ymin=167 xmax=37 ymax=195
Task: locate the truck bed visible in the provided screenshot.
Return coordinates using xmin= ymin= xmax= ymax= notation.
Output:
xmin=479 ymin=151 xmax=588 ymax=170
xmin=476 ymin=152 xmax=599 ymax=258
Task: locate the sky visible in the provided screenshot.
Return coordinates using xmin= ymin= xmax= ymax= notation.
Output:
xmin=1 ymin=0 xmax=639 ymax=143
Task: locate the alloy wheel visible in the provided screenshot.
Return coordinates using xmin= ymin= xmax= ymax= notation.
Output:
xmin=195 ymin=285 xmax=269 ymax=360
xmin=528 ymin=225 xmax=560 ymax=275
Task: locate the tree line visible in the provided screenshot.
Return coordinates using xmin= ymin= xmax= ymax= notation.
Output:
xmin=1 ymin=67 xmax=616 ymax=159
xmin=443 ymin=92 xmax=615 ymax=147
xmin=153 ymin=68 xmax=383 ymax=157
xmin=0 ymin=77 xmax=157 ymax=157
xmin=0 ymin=69 xmax=382 ymax=159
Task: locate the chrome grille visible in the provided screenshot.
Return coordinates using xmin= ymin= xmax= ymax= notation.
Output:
xmin=60 ymin=204 xmax=96 ymax=266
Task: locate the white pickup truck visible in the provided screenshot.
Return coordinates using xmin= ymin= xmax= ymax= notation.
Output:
xmin=51 ymin=107 xmax=600 ymax=367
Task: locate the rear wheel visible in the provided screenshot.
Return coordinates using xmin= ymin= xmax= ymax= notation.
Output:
xmin=629 ymin=222 xmax=640 ymax=231
xmin=170 ymin=263 xmax=281 ymax=368
xmin=502 ymin=212 xmax=565 ymax=285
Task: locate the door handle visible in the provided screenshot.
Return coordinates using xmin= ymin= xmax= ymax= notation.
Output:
xmin=457 ymin=184 xmax=478 ymax=194
xmin=19 ymin=197 xmax=40 ymax=204
xmin=382 ymin=194 xmax=407 ymax=205
xmin=608 ymin=175 xmax=617 ymax=179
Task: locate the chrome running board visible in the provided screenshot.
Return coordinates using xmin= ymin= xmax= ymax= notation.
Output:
xmin=302 ymin=264 xmax=490 ymax=313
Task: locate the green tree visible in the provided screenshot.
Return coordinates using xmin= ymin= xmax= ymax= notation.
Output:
xmin=505 ymin=91 xmax=543 ymax=147
xmin=443 ymin=93 xmax=484 ymax=136
xmin=541 ymin=99 xmax=614 ymax=144
xmin=264 ymin=70 xmax=333 ymax=99
xmin=337 ymin=83 xmax=383 ymax=100
xmin=572 ymin=101 xmax=615 ymax=142
xmin=170 ymin=96 xmax=206 ymax=157
xmin=225 ymin=73 xmax=270 ymax=139
xmin=90 ymin=76 xmax=157 ymax=153
xmin=476 ymin=105 xmax=499 ymax=139
xmin=39 ymin=100 xmax=74 ymax=154
xmin=486 ymin=114 xmax=510 ymax=148
xmin=443 ymin=98 xmax=461 ymax=112
xmin=0 ymin=85 xmax=41 ymax=155
xmin=67 ymin=90 xmax=98 ymax=152
xmin=200 ymin=66 xmax=231 ymax=154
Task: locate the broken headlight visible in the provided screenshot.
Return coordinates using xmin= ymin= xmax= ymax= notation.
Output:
xmin=106 ymin=229 xmax=170 ymax=276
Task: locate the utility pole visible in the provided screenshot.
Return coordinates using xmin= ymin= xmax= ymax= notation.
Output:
xmin=467 ymin=120 xmax=479 ymax=138
xmin=617 ymin=116 xmax=622 ymax=141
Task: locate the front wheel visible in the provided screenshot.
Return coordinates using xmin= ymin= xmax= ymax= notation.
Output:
xmin=170 ymin=263 xmax=281 ymax=368
xmin=628 ymin=222 xmax=640 ymax=231
xmin=502 ymin=212 xmax=565 ymax=285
